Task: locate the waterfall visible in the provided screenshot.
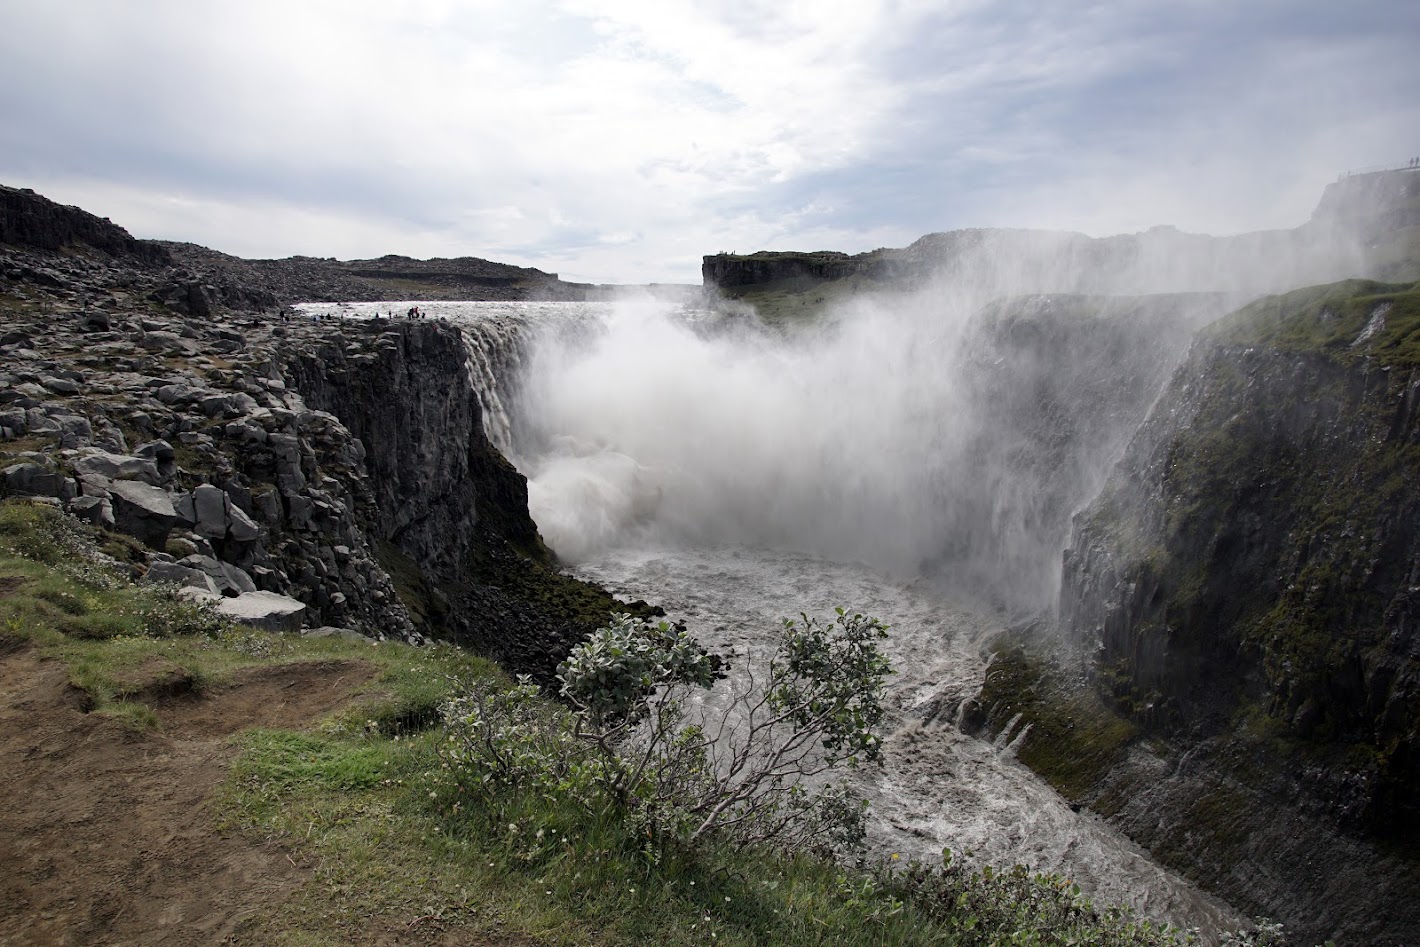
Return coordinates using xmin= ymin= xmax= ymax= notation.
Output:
xmin=459 ymin=317 xmax=530 ymax=460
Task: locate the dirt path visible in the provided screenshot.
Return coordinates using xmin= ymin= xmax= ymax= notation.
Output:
xmin=0 ymin=646 xmax=379 ymax=946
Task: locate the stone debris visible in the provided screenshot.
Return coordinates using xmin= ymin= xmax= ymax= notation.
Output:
xmin=0 ymin=207 xmax=426 ymax=642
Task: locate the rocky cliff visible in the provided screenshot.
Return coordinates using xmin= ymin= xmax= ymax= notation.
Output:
xmin=925 ymin=291 xmax=1230 ymax=610
xmin=1056 ymin=278 xmax=1420 ymax=944
xmin=1 ymin=184 xmax=638 ymax=684
xmin=156 ymin=242 xmax=598 ymax=304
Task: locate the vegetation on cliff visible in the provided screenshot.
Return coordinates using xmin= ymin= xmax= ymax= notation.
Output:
xmin=1044 ymin=277 xmax=1420 ymax=943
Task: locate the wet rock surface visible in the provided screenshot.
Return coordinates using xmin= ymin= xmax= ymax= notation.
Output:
xmin=1058 ymin=279 xmax=1420 ymax=945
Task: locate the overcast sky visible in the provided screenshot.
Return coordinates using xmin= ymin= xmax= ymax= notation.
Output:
xmin=2 ymin=1 xmax=1416 ymax=283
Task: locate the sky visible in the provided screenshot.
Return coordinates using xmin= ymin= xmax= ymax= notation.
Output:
xmin=1 ymin=0 xmax=1417 ymax=284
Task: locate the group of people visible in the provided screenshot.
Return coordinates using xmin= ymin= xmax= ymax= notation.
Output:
xmin=404 ymin=306 xmax=427 ymax=319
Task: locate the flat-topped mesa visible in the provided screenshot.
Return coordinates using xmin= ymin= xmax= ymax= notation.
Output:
xmin=0 ymin=184 xmax=170 ymax=265
xmin=701 ymin=248 xmax=903 ymax=288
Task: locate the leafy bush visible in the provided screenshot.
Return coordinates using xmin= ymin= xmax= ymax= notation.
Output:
xmin=436 ymin=609 xmax=892 ymax=857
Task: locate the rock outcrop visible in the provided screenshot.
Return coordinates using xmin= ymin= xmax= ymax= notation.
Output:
xmin=1057 ymin=278 xmax=1420 ymax=945
xmin=1 ymin=184 xmax=170 ymax=265
xmin=2 ymin=182 xmax=645 ymax=681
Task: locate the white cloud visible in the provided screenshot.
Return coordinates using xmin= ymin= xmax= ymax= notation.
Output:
xmin=0 ymin=0 xmax=1416 ymax=281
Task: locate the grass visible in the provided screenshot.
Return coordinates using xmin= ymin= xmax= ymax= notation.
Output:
xmin=0 ymin=496 xmax=1255 ymax=945
xmin=1205 ymin=278 xmax=1420 ymax=368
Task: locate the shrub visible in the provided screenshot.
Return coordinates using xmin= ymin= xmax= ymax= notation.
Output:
xmin=436 ymin=608 xmax=893 ymax=857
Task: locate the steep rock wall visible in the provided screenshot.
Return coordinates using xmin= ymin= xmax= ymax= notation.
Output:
xmin=1059 ymin=279 xmax=1420 ymax=944
xmin=280 ymin=319 xmax=647 ymax=684
xmin=932 ymin=292 xmax=1226 ymax=609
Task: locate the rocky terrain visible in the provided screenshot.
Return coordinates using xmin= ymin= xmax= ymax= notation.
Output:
xmin=1 ymin=184 xmax=634 ymax=681
xmin=157 ymin=240 xmax=600 ymax=303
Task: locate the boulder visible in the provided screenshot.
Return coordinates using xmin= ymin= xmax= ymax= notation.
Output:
xmin=140 ymin=330 xmax=184 ymax=352
xmin=107 ymin=479 xmax=177 ymax=548
xmin=74 ymin=449 xmax=161 ymax=486
xmin=178 ymin=554 xmax=255 ymax=595
xmin=3 ymin=462 xmax=70 ymax=499
xmin=192 ymin=483 xmax=228 ymax=539
xmin=226 ymin=500 xmax=261 ymax=542
xmin=67 ymin=495 xmax=115 ymax=530
xmin=41 ymin=376 xmax=81 ymax=395
xmin=216 ymin=590 xmax=306 ymax=633
xmin=143 ymin=561 xmax=221 ymax=595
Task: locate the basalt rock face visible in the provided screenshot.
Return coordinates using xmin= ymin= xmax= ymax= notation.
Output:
xmin=280 ymin=321 xmax=539 ymax=580
xmin=1059 ymin=279 xmax=1420 ymax=944
xmin=280 ymin=319 xmax=645 ymax=685
xmin=2 ymin=182 xmax=641 ymax=685
xmin=0 ymin=306 xmax=419 ymax=640
xmin=701 ymin=249 xmax=903 ymax=289
xmin=932 ymin=292 xmax=1229 ymax=610
xmin=0 ymin=185 xmax=170 ymax=265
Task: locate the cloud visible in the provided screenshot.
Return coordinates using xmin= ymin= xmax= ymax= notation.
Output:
xmin=0 ymin=0 xmax=1416 ymax=281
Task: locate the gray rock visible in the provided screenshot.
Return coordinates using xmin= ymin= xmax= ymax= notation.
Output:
xmin=0 ymin=407 xmax=27 ymax=434
xmin=173 ymin=490 xmax=196 ymax=525
xmin=179 ymin=553 xmax=255 ymax=595
xmin=219 ymin=561 xmax=258 ymax=594
xmin=41 ymin=376 xmax=81 ymax=395
xmin=155 ymin=384 xmax=199 ymax=405
xmin=140 ymin=330 xmax=184 ymax=352
xmin=52 ymin=414 xmax=93 ymax=448
xmin=144 ymin=561 xmax=221 ymax=595
xmin=108 ymin=479 xmax=177 ymax=548
xmin=74 ymin=449 xmax=161 ymax=486
xmin=198 ymin=394 xmax=233 ymax=418
xmin=216 ymin=590 xmax=306 ymax=632
xmin=227 ymin=500 xmax=261 ymax=542
xmin=67 ymin=495 xmax=115 ymax=529
xmin=135 ymin=439 xmax=176 ymax=462
xmin=186 ymin=282 xmax=211 ymax=318
xmin=254 ymin=489 xmax=282 ymax=525
xmin=3 ymin=462 xmax=68 ymax=499
xmin=192 ymin=483 xmax=228 ymax=539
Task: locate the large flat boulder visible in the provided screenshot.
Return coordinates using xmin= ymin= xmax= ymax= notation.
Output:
xmin=74 ymin=449 xmax=161 ymax=486
xmin=216 ymin=590 xmax=307 ymax=633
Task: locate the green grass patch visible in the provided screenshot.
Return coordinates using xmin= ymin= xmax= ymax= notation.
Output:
xmin=1205 ymin=279 xmax=1420 ymax=368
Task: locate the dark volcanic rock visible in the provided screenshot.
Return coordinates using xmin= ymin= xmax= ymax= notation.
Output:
xmin=1059 ymin=278 xmax=1420 ymax=945
xmin=1 ymin=184 xmax=170 ymax=265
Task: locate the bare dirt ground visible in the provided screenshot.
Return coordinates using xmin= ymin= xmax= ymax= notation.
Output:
xmin=0 ymin=645 xmax=379 ymax=946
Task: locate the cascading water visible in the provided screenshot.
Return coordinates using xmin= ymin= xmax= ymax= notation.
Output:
xmin=299 ymin=296 xmax=1241 ymax=937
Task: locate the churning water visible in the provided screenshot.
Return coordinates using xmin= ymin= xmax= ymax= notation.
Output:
xmin=298 ymin=297 xmax=1243 ymax=936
